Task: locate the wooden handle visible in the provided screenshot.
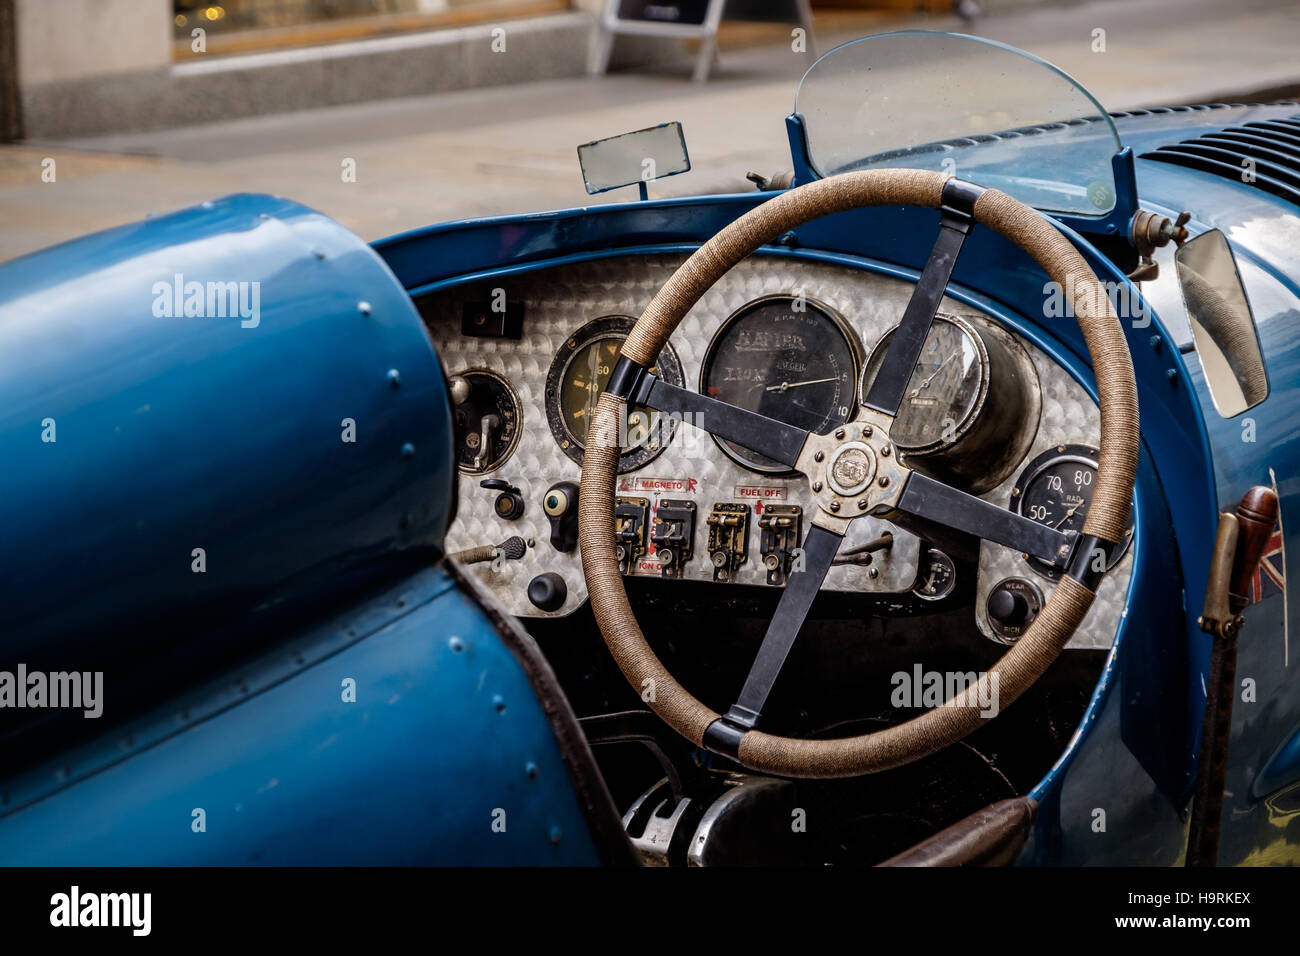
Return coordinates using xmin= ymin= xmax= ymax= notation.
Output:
xmin=1229 ymin=486 xmax=1278 ymax=611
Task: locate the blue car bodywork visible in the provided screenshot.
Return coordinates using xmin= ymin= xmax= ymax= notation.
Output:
xmin=1 ymin=51 xmax=1297 ymax=865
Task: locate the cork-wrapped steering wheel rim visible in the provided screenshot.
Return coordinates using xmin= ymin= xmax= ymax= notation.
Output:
xmin=578 ymin=169 xmax=1138 ymax=779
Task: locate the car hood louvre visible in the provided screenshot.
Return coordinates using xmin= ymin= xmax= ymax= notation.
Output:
xmin=1140 ymin=112 xmax=1300 ymax=207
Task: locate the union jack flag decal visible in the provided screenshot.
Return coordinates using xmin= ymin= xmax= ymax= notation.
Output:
xmin=1250 ymin=526 xmax=1286 ymax=603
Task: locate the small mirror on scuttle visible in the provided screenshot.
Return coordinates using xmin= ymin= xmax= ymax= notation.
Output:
xmin=577 ymin=122 xmax=691 ymax=196
xmin=1175 ymin=228 xmax=1268 ymax=418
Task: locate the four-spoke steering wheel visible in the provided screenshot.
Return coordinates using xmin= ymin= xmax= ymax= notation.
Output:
xmin=578 ymin=169 xmax=1138 ymax=779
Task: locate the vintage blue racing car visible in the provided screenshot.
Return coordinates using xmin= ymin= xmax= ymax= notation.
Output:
xmin=0 ymin=31 xmax=1295 ymax=867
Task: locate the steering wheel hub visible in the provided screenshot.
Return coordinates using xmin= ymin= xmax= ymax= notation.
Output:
xmin=827 ymin=442 xmax=875 ymax=497
xmin=796 ymin=412 xmax=910 ymax=527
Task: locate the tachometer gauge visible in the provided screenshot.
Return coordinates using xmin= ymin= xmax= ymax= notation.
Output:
xmin=861 ymin=312 xmax=1041 ymax=495
xmin=1011 ymin=443 xmax=1134 ymax=579
xmin=700 ymin=295 xmax=861 ymax=473
xmin=860 ymin=313 xmax=988 ymax=452
xmin=546 ymin=315 xmax=684 ymax=472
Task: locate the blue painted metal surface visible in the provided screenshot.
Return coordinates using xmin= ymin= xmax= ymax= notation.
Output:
xmin=0 ymin=566 xmax=603 ymax=865
xmin=2 ymin=82 xmax=1297 ymax=866
xmin=0 ymin=194 xmax=454 ymax=752
xmin=371 ymin=105 xmax=1300 ymax=862
xmin=1126 ymin=136 xmax=1300 ymax=865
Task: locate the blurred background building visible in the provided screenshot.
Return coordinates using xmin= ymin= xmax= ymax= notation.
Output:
xmin=0 ymin=0 xmax=1054 ymax=141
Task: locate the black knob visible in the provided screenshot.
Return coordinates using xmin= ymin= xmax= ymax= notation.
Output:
xmin=527 ymin=572 xmax=567 ymax=612
xmin=988 ymin=587 xmax=1030 ymax=627
xmin=543 ymin=481 xmax=580 ymax=552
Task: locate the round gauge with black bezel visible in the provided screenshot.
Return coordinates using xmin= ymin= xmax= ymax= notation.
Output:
xmin=546 ymin=315 xmax=685 ymax=473
xmin=699 ymin=294 xmax=861 ymax=474
xmin=860 ymin=313 xmax=989 ymax=453
xmin=1011 ymin=443 xmax=1135 ymax=579
xmin=450 ymin=368 xmax=521 ymax=475
xmin=860 ymin=311 xmax=1041 ymax=495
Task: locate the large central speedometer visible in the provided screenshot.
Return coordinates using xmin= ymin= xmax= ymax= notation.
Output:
xmin=700 ymin=295 xmax=861 ymax=473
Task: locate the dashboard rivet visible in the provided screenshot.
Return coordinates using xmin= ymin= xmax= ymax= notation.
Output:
xmin=878 ymin=476 xmax=890 ymax=488
xmin=880 ymin=445 xmax=891 ymax=457
xmin=812 ymin=481 xmax=822 ymax=492
xmin=830 ymin=500 xmax=841 ymax=513
xmin=857 ymin=499 xmax=868 ymax=510
xmin=835 ymin=428 xmax=845 ymax=440
xmin=869 ymin=568 xmax=879 ymax=580
xmin=814 ymin=451 xmax=824 ymax=462
xmin=862 ymin=425 xmax=873 ymax=438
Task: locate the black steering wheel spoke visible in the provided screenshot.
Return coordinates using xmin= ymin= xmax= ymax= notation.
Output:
xmin=895 ymin=471 xmax=1072 ymax=567
xmin=633 ymin=370 xmax=811 ymax=470
xmin=862 ymin=180 xmax=982 ymax=417
xmin=702 ymin=521 xmax=844 ymax=757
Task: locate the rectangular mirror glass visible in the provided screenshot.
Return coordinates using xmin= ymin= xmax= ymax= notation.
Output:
xmin=578 ymin=123 xmax=690 ymax=195
xmin=1175 ymin=228 xmax=1268 ymax=418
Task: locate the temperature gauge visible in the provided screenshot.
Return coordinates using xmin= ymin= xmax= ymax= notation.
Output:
xmin=1011 ymin=444 xmax=1134 ymax=579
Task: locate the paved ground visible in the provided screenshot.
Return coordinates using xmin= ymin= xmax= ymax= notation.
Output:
xmin=2 ymin=0 xmax=1299 ymax=262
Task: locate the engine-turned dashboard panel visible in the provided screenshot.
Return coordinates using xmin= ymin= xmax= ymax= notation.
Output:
xmin=416 ymin=253 xmax=1132 ymax=650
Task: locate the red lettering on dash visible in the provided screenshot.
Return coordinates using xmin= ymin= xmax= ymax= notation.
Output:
xmin=733 ymin=484 xmax=788 ymax=501
xmin=618 ymin=476 xmax=698 ymax=494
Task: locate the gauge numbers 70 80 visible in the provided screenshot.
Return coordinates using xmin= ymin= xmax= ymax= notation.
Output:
xmin=1012 ymin=444 xmax=1134 ymax=579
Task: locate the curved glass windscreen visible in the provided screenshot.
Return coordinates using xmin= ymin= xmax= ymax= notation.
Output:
xmin=795 ymin=31 xmax=1122 ymax=216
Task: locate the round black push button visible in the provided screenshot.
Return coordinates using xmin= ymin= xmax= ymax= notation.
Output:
xmin=988 ymin=587 xmax=1029 ymax=627
xmin=527 ymin=572 xmax=567 ymax=612
xmin=985 ymin=577 xmax=1043 ymax=643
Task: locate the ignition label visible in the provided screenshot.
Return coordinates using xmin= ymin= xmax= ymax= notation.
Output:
xmin=619 ymin=476 xmax=698 ymax=494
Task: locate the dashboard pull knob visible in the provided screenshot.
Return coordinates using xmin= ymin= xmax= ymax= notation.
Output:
xmin=527 ymin=572 xmax=567 ymax=612
xmin=543 ymin=481 xmax=580 ymax=552
xmin=988 ymin=587 xmax=1029 ymax=627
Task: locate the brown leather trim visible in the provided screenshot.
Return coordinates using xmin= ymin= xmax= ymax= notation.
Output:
xmin=878 ymin=796 xmax=1038 ymax=867
xmin=444 ymin=558 xmax=638 ymax=866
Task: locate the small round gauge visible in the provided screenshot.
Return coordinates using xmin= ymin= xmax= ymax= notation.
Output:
xmin=450 ymin=368 xmax=521 ymax=474
xmin=545 ymin=315 xmax=684 ymax=473
xmin=700 ymin=295 xmax=861 ymax=473
xmin=912 ymin=548 xmax=957 ymax=601
xmin=1011 ymin=443 xmax=1135 ymax=579
xmin=860 ymin=313 xmax=989 ymax=453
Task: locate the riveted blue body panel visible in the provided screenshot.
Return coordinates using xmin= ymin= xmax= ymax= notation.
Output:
xmin=0 ymin=194 xmax=455 ymax=750
xmin=0 ymin=567 xmax=604 ymax=866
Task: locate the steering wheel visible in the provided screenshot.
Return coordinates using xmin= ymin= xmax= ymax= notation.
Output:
xmin=578 ymin=169 xmax=1138 ymax=779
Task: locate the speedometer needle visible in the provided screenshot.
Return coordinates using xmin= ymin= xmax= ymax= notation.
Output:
xmin=910 ymin=353 xmax=956 ymax=398
xmin=765 ymin=377 xmax=837 ymax=392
